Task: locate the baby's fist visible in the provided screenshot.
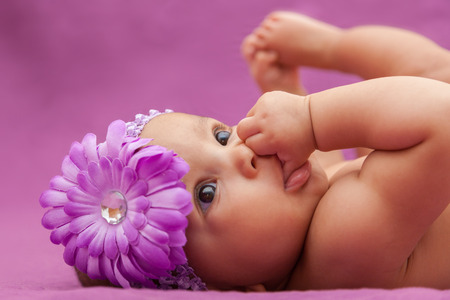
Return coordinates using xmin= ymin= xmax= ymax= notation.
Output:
xmin=237 ymin=91 xmax=316 ymax=179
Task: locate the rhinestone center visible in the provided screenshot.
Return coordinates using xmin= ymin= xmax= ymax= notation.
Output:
xmin=101 ymin=191 xmax=127 ymax=224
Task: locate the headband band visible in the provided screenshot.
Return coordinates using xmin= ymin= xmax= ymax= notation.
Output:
xmin=126 ymin=109 xmax=173 ymax=137
xmin=40 ymin=109 xmax=206 ymax=290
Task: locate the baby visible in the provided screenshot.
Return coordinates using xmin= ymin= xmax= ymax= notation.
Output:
xmin=140 ymin=12 xmax=450 ymax=290
xmin=41 ymin=11 xmax=450 ymax=291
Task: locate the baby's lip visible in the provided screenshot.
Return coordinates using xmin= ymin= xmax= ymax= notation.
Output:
xmin=283 ymin=160 xmax=311 ymax=192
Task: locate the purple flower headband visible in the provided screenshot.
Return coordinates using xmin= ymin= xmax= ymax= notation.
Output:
xmin=40 ymin=109 xmax=206 ymax=290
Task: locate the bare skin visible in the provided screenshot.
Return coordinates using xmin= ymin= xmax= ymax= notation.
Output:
xmin=242 ymin=11 xmax=450 ymax=91
xmin=238 ymin=12 xmax=450 ymax=290
xmin=241 ymin=11 xmax=450 ymax=171
xmin=241 ymin=12 xmax=341 ymax=94
xmin=76 ymin=12 xmax=450 ymax=291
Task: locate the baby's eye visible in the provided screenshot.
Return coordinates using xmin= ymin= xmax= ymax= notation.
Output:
xmin=215 ymin=130 xmax=230 ymax=146
xmin=196 ymin=183 xmax=216 ymax=213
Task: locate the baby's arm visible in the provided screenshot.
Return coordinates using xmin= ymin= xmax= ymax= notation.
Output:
xmin=309 ymin=76 xmax=450 ymax=278
xmin=239 ymin=76 xmax=450 ymax=278
xmin=333 ymin=26 xmax=450 ymax=83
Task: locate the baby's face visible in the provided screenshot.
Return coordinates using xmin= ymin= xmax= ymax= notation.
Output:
xmin=141 ymin=113 xmax=327 ymax=290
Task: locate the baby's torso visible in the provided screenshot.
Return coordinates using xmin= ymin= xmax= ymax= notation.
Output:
xmin=289 ymin=157 xmax=450 ymax=290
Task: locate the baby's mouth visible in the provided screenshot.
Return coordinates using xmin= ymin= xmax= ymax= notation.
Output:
xmin=283 ymin=161 xmax=311 ymax=192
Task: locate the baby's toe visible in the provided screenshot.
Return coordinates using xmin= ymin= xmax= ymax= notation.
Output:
xmin=251 ymin=50 xmax=279 ymax=79
xmin=241 ymin=34 xmax=266 ymax=62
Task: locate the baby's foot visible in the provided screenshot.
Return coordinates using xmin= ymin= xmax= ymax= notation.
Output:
xmin=242 ymin=32 xmax=306 ymax=94
xmin=246 ymin=11 xmax=343 ymax=69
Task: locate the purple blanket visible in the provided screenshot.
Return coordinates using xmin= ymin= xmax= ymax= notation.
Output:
xmin=2 ymin=0 xmax=450 ymax=298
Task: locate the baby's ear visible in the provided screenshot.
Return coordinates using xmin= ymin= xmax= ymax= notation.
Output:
xmin=245 ymin=284 xmax=267 ymax=292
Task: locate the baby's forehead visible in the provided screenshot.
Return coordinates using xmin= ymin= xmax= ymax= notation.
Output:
xmin=142 ymin=112 xmax=194 ymax=133
xmin=141 ymin=112 xmax=208 ymax=151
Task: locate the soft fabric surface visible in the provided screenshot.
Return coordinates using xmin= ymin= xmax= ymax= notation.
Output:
xmin=1 ymin=0 xmax=450 ymax=299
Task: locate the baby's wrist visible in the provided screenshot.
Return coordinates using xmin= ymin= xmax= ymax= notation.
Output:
xmin=305 ymin=95 xmax=319 ymax=153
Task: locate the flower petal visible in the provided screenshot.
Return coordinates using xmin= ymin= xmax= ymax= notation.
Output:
xmin=61 ymin=155 xmax=79 ymax=182
xmin=50 ymin=223 xmax=72 ymax=245
xmin=168 ymin=230 xmax=187 ymax=247
xmin=63 ymin=236 xmax=77 ymax=266
xmin=146 ymin=208 xmax=187 ymax=231
xmin=49 ymin=175 xmax=77 ymax=192
xmin=81 ymin=133 xmax=98 ymax=163
xmin=88 ymin=225 xmax=107 ymax=257
xmin=114 ymin=257 xmax=130 ymax=288
xmin=132 ymin=237 xmax=171 ymax=271
xmin=146 ymin=170 xmax=179 ymax=194
xmin=98 ymin=141 xmax=107 ymax=158
xmin=122 ymin=218 xmax=139 ymax=245
xmin=67 ymin=187 xmax=98 ymax=205
xmin=104 ymin=227 xmax=118 ymax=260
xmin=136 ymin=152 xmax=172 ymax=180
xmin=87 ymin=162 xmax=107 ymax=191
xmin=119 ymin=138 xmax=150 ymax=165
xmin=99 ymin=157 xmax=113 ymax=189
xmin=179 ymin=201 xmax=193 ymax=216
xmin=75 ymin=246 xmax=89 ymax=274
xmin=112 ymin=158 xmax=124 ymax=189
xmin=126 ymin=144 xmax=166 ymax=170
xmin=69 ymin=141 xmax=88 ymax=171
xmin=64 ymin=201 xmax=97 ymax=217
xmin=42 ymin=207 xmax=72 ymax=229
xmin=87 ymin=256 xmax=102 ymax=279
xmin=127 ymin=211 xmax=147 ymax=230
xmin=147 ymin=187 xmax=192 ymax=211
xmin=76 ymin=222 xmax=100 ymax=248
xmin=127 ymin=196 xmax=150 ymax=213
xmin=69 ymin=214 xmax=97 ymax=234
xmin=169 ymin=246 xmax=188 ymax=266
xmin=106 ymin=120 xmax=126 ymax=159
xmin=126 ymin=180 xmax=147 ymax=201
xmin=100 ymin=254 xmax=120 ymax=286
xmin=77 ymin=171 xmax=102 ymax=198
xmin=169 ymin=156 xmax=190 ymax=179
xmin=116 ymin=225 xmax=129 ymax=254
xmin=140 ymin=224 xmax=169 ymax=246
xmin=40 ymin=190 xmax=68 ymax=208
xmin=118 ymin=254 xmax=147 ymax=285
xmin=120 ymin=166 xmax=137 ymax=195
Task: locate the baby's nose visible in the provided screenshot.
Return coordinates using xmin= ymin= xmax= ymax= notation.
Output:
xmin=230 ymin=141 xmax=257 ymax=178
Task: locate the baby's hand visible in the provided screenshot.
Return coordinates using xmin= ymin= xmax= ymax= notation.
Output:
xmin=237 ymin=91 xmax=316 ymax=181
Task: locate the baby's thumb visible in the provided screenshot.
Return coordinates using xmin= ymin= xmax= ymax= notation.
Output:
xmin=237 ymin=117 xmax=259 ymax=141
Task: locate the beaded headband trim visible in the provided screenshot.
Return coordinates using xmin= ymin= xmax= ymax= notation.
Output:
xmin=126 ymin=109 xmax=173 ymax=138
xmin=40 ymin=109 xmax=206 ymax=290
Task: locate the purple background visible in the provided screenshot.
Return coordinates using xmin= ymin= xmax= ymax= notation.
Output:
xmin=1 ymin=0 xmax=450 ymax=297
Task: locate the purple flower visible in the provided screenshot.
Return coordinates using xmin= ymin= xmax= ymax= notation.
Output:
xmin=40 ymin=120 xmax=193 ymax=288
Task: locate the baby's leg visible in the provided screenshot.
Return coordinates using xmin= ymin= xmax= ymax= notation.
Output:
xmin=244 ymin=11 xmax=450 ymax=83
xmin=241 ymin=37 xmax=306 ymax=94
xmin=335 ymin=26 xmax=450 ymax=82
xmin=242 ymin=12 xmax=343 ymax=72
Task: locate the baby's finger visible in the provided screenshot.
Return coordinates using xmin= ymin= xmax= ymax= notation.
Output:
xmin=237 ymin=117 xmax=260 ymax=141
xmin=244 ymin=133 xmax=276 ymax=156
